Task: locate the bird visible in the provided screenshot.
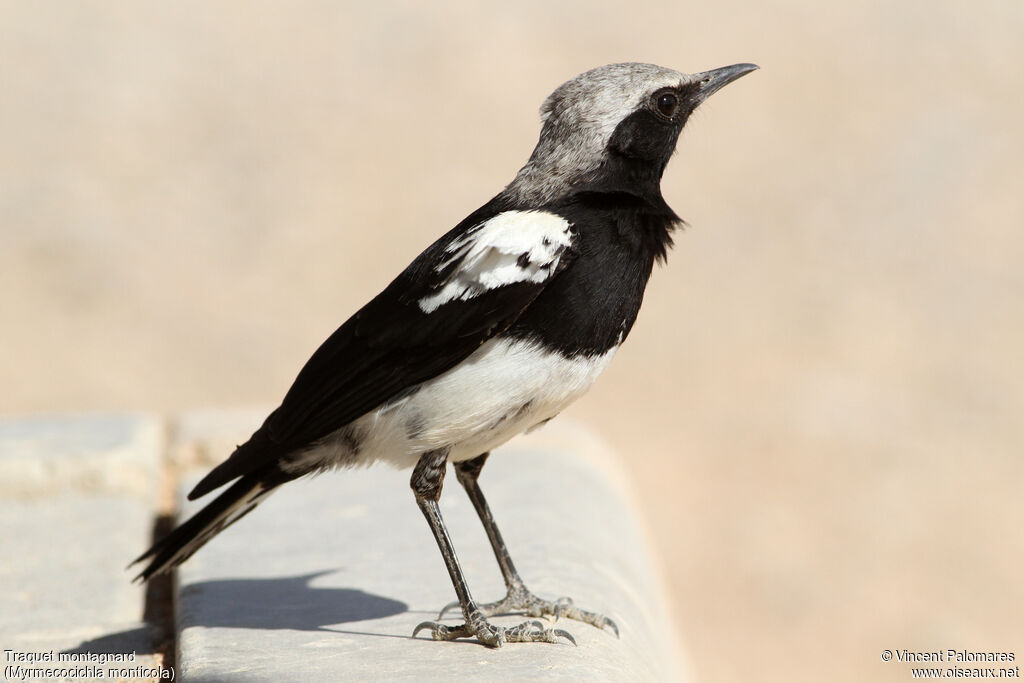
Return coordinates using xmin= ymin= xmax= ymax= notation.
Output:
xmin=132 ymin=61 xmax=758 ymax=647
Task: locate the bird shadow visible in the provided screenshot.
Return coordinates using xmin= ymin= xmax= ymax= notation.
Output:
xmin=178 ymin=570 xmax=408 ymax=631
xmin=61 ymin=570 xmax=410 ymax=656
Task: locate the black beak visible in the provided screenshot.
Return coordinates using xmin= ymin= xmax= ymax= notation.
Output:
xmin=693 ymin=63 xmax=759 ymax=102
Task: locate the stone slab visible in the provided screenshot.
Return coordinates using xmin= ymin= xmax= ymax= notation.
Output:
xmin=0 ymin=414 xmax=166 ymax=680
xmin=0 ymin=413 xmax=162 ymax=500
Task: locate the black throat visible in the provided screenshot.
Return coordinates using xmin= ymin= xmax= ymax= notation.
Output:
xmin=571 ymin=106 xmax=686 ymax=263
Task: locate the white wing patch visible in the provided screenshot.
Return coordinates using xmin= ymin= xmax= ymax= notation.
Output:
xmin=418 ymin=210 xmax=573 ymax=314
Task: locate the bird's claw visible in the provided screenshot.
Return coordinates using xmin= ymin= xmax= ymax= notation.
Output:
xmin=457 ymin=585 xmax=618 ymax=637
xmin=549 ymin=602 xmax=618 ymax=637
xmin=413 ymin=620 xmax=471 ymax=642
xmin=413 ymin=616 xmax=576 ymax=647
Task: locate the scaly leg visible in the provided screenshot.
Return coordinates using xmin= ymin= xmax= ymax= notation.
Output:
xmin=435 ymin=453 xmax=618 ymax=637
xmin=409 ymin=449 xmax=575 ymax=647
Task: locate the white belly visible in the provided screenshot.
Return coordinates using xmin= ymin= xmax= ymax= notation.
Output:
xmin=286 ymin=337 xmax=617 ymax=473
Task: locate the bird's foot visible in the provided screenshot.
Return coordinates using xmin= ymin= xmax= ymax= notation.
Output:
xmin=437 ymin=584 xmax=618 ymax=637
xmin=413 ymin=610 xmax=575 ymax=647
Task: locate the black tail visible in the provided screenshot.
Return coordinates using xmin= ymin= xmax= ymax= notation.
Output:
xmin=131 ymin=469 xmax=291 ymax=582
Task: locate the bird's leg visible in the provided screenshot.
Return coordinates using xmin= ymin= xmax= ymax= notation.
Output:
xmin=435 ymin=453 xmax=618 ymax=637
xmin=409 ymin=449 xmax=574 ymax=647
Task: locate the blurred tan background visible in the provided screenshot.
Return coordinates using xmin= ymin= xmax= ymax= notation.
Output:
xmin=2 ymin=1 xmax=1022 ymax=680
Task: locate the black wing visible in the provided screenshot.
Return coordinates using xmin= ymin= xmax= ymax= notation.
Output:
xmin=189 ymin=203 xmax=576 ymax=499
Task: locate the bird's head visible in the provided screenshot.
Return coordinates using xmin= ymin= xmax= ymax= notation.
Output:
xmin=507 ymin=62 xmax=758 ymax=205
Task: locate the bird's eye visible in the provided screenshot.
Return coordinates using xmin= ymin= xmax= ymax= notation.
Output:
xmin=654 ymin=91 xmax=678 ymax=118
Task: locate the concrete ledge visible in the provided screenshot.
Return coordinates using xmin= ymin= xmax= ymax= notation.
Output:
xmin=0 ymin=412 xmax=685 ymax=681
xmin=175 ymin=416 xmax=686 ymax=681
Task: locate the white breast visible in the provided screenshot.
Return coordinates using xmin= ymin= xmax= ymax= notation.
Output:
xmin=290 ymin=337 xmax=617 ymax=473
